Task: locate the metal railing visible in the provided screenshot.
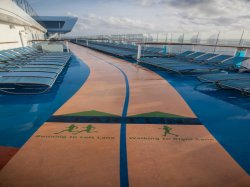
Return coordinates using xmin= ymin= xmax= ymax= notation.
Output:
xmin=12 ymin=0 xmax=38 ymax=18
xmin=12 ymin=0 xmax=46 ymax=28
xmin=70 ymin=30 xmax=250 ymax=56
xmin=73 ymin=30 xmax=250 ymax=46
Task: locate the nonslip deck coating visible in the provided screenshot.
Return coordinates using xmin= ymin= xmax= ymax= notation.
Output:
xmin=0 ymin=43 xmax=249 ymax=187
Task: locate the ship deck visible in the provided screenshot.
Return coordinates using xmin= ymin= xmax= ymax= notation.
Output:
xmin=0 ymin=43 xmax=250 ymax=187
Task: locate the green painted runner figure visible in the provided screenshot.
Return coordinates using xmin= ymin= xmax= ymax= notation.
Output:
xmin=54 ymin=124 xmax=96 ymax=135
xmin=75 ymin=125 xmax=97 ymax=134
xmin=162 ymin=125 xmax=179 ymax=137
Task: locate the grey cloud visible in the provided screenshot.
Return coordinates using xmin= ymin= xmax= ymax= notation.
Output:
xmin=137 ymin=0 xmax=223 ymax=16
xmin=178 ymin=10 xmax=238 ymax=29
xmin=69 ymin=13 xmax=156 ymax=35
xmin=50 ymin=0 xmax=250 ymax=35
xmin=137 ymin=0 xmax=214 ymax=7
xmin=167 ymin=0 xmax=213 ymax=7
xmin=238 ymin=15 xmax=250 ymax=19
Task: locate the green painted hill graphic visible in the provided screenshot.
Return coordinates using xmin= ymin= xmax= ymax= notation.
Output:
xmin=62 ymin=110 xmax=188 ymax=118
xmin=63 ymin=110 xmax=119 ymax=117
xmin=130 ymin=111 xmax=188 ymax=118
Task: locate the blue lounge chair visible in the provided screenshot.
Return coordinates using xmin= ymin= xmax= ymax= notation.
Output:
xmin=0 ymin=57 xmax=63 ymax=70
xmin=13 ymin=48 xmax=71 ymax=60
xmin=0 ymin=71 xmax=58 ymax=79
xmin=197 ymin=72 xmax=250 ymax=83
xmin=156 ymin=53 xmax=218 ymax=69
xmin=25 ymin=46 xmax=71 ymax=57
xmin=0 ymin=64 xmax=62 ymax=74
xmin=1 ymin=50 xmax=70 ymax=63
xmin=217 ymin=79 xmax=250 ymax=96
xmin=0 ymin=76 xmax=56 ymax=94
xmin=0 ymin=52 xmax=68 ymax=67
xmin=139 ymin=51 xmax=194 ymax=66
xmin=158 ymin=55 xmax=239 ymax=74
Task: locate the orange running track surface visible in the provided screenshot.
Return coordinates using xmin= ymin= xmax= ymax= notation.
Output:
xmin=0 ymin=43 xmax=249 ymax=187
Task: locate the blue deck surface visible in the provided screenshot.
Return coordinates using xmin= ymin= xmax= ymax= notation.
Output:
xmin=149 ymin=67 xmax=250 ymax=174
xmin=0 ymin=55 xmax=90 ymax=148
xmin=0 ymin=52 xmax=250 ymax=175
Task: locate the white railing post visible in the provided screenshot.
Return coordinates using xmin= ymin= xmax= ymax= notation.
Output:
xmin=137 ymin=44 xmax=142 ymax=60
xmin=179 ymin=33 xmax=185 ymax=53
xmin=163 ymin=33 xmax=168 ymax=55
xmin=66 ymin=40 xmax=69 ymax=52
xmin=86 ymin=40 xmax=89 ymax=46
xmin=19 ymin=31 xmax=25 ymax=47
xmin=239 ymin=30 xmax=245 ymax=46
xmin=213 ymin=31 xmax=221 ymax=53
xmin=193 ymin=32 xmax=199 ymax=52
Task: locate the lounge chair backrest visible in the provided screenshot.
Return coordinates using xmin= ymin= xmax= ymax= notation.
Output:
xmin=145 ymin=48 xmax=161 ymax=53
xmin=13 ymin=48 xmax=30 ymax=55
xmin=0 ymin=55 xmax=19 ymax=67
xmin=6 ymin=50 xmax=23 ymax=57
xmin=194 ymin=53 xmax=218 ymax=61
xmin=0 ymin=54 xmax=10 ymax=61
xmin=22 ymin=47 xmax=38 ymax=54
xmin=0 ymin=51 xmax=17 ymax=59
xmin=206 ymin=55 xmax=232 ymax=64
xmin=26 ymin=46 xmax=40 ymax=53
xmin=220 ymin=56 xmax=249 ymax=67
xmin=177 ymin=51 xmax=194 ymax=57
xmin=22 ymin=47 xmax=33 ymax=51
xmin=185 ymin=52 xmax=205 ymax=59
xmin=0 ymin=65 xmax=10 ymax=72
xmin=17 ymin=48 xmax=39 ymax=56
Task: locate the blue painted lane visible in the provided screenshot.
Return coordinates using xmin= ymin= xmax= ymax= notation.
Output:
xmin=144 ymin=67 xmax=250 ymax=175
xmin=97 ymin=59 xmax=130 ymax=187
xmin=0 ymin=55 xmax=90 ymax=147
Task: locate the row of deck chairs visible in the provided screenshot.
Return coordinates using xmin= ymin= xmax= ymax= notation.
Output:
xmin=139 ymin=51 xmax=250 ymax=96
xmin=198 ymin=72 xmax=250 ymax=96
xmin=139 ymin=51 xmax=248 ymax=74
xmin=74 ymin=41 xmax=250 ymax=96
xmin=0 ymin=46 xmax=71 ymax=94
xmin=74 ymin=41 xmax=164 ymax=58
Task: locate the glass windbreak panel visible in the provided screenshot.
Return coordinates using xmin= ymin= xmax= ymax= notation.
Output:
xmin=148 ymin=33 xmax=158 ymax=42
xmin=126 ymin=34 xmax=144 ymax=42
xmin=144 ymin=33 xmax=153 ymax=42
xmin=215 ymin=47 xmax=236 ymax=55
xmin=181 ymin=45 xmax=193 ymax=53
xmin=157 ymin=33 xmax=168 ymax=42
xmin=110 ymin=34 xmax=123 ymax=41
xmin=241 ymin=30 xmax=250 ymax=47
xmin=41 ymin=21 xmax=65 ymax=29
xmin=168 ymin=33 xmax=185 ymax=43
xmin=168 ymin=45 xmax=182 ymax=54
xmin=197 ymin=45 xmax=216 ymax=53
xmin=198 ymin=31 xmax=220 ymax=45
xmin=218 ymin=30 xmax=244 ymax=46
xmin=144 ymin=33 xmax=150 ymax=42
xmin=183 ymin=32 xmax=200 ymax=43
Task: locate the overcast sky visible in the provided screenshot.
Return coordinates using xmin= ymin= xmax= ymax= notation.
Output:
xmin=28 ymin=0 xmax=250 ymax=36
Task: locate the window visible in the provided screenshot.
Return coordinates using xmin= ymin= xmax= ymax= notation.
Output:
xmin=40 ymin=21 xmax=65 ymax=29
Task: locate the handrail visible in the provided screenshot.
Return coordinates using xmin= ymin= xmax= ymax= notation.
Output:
xmin=136 ymin=42 xmax=250 ymax=49
xmin=28 ymin=39 xmax=66 ymax=42
xmin=74 ymin=39 xmax=250 ymax=49
xmin=0 ymin=41 xmax=19 ymax=44
xmin=75 ymin=37 xmax=144 ymax=41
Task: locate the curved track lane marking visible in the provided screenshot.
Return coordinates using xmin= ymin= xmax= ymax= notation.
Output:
xmin=89 ymin=54 xmax=130 ymax=187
